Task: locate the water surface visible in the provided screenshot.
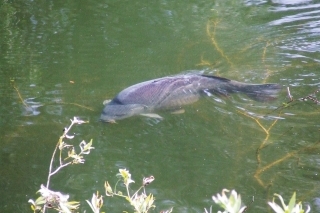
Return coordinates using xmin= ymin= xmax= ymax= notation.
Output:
xmin=1 ymin=0 xmax=320 ymax=212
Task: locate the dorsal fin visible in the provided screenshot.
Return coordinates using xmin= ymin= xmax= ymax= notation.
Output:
xmin=200 ymin=75 xmax=231 ymax=82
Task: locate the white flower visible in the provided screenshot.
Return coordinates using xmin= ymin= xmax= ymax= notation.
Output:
xmin=268 ymin=192 xmax=310 ymax=213
xmin=38 ymin=184 xmax=69 ymax=202
xmin=86 ymin=192 xmax=103 ymax=213
xmin=79 ymin=139 xmax=94 ymax=154
xmin=130 ymin=192 xmax=155 ymax=213
xmin=212 ymin=189 xmax=246 ymax=213
xmin=117 ymin=169 xmax=135 ymax=186
xmin=72 ymin=117 xmax=86 ymax=124
xmin=36 ymin=185 xmax=79 ymax=213
xmin=143 ymin=176 xmax=155 ymax=186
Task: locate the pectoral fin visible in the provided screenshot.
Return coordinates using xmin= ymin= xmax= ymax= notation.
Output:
xmin=103 ymin=99 xmax=112 ymax=105
xmin=170 ymin=109 xmax=185 ymax=114
xmin=140 ymin=113 xmax=163 ymax=119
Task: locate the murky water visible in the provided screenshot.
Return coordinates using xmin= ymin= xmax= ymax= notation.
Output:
xmin=1 ymin=0 xmax=320 ymax=212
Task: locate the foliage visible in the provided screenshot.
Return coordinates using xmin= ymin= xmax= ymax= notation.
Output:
xmin=86 ymin=192 xmax=104 ymax=213
xmin=27 ymin=117 xmax=160 ymax=213
xmin=102 ymin=169 xmax=156 ymax=213
xmin=210 ymin=189 xmax=246 ymax=213
xmin=28 ymin=117 xmax=93 ymax=213
xmin=27 ymin=118 xmax=313 ymax=213
xmin=87 ymin=168 xmax=173 ymax=213
xmin=28 ymin=185 xmax=80 ymax=213
xmin=205 ymin=190 xmax=310 ymax=213
xmin=268 ymin=192 xmax=310 ymax=213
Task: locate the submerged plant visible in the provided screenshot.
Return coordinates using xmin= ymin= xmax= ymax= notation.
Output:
xmin=268 ymin=192 xmax=310 ymax=213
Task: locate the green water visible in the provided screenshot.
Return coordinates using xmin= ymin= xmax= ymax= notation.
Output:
xmin=1 ymin=0 xmax=320 ymax=212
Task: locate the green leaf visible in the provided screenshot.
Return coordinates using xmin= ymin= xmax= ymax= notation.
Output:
xmin=104 ymin=181 xmax=113 ymax=196
xmin=287 ymin=192 xmax=296 ymax=212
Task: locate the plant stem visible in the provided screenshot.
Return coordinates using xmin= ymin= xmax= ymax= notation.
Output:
xmin=49 ymin=162 xmax=72 ymax=176
xmin=46 ymin=119 xmax=76 ymax=188
xmin=130 ymin=186 xmax=144 ymax=200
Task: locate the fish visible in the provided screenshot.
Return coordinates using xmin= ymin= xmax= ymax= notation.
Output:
xmin=100 ymin=73 xmax=282 ymax=122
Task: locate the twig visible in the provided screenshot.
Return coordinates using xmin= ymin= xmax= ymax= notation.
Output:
xmin=41 ymin=117 xmax=88 ymax=213
xmin=46 ymin=120 xmax=77 ymax=188
xmin=46 ymin=117 xmax=88 ymax=186
xmin=49 ymin=162 xmax=72 ymax=177
xmin=287 ymin=87 xmax=293 ymax=101
xmin=11 ymin=79 xmax=29 ymax=107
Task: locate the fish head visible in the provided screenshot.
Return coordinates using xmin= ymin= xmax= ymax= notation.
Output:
xmin=100 ymin=103 xmax=146 ymax=123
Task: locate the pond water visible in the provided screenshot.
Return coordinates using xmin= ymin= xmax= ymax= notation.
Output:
xmin=1 ymin=0 xmax=320 ymax=212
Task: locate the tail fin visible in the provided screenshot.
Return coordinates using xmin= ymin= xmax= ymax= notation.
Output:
xmin=236 ymin=83 xmax=282 ymax=102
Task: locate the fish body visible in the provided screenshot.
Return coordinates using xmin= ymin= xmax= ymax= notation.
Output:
xmin=100 ymin=73 xmax=281 ymax=122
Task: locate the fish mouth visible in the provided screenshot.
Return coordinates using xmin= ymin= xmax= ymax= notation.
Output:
xmin=101 ymin=103 xmax=148 ymax=123
xmin=100 ymin=118 xmax=116 ymax=124
xmin=100 ymin=112 xmax=120 ymax=123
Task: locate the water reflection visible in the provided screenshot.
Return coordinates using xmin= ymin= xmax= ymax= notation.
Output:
xmin=269 ymin=8 xmax=320 ymax=26
xmin=272 ymin=0 xmax=312 ymax=5
xmin=268 ymin=2 xmax=320 ymax=58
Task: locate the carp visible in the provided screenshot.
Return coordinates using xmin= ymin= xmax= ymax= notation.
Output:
xmin=100 ymin=73 xmax=281 ymax=122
